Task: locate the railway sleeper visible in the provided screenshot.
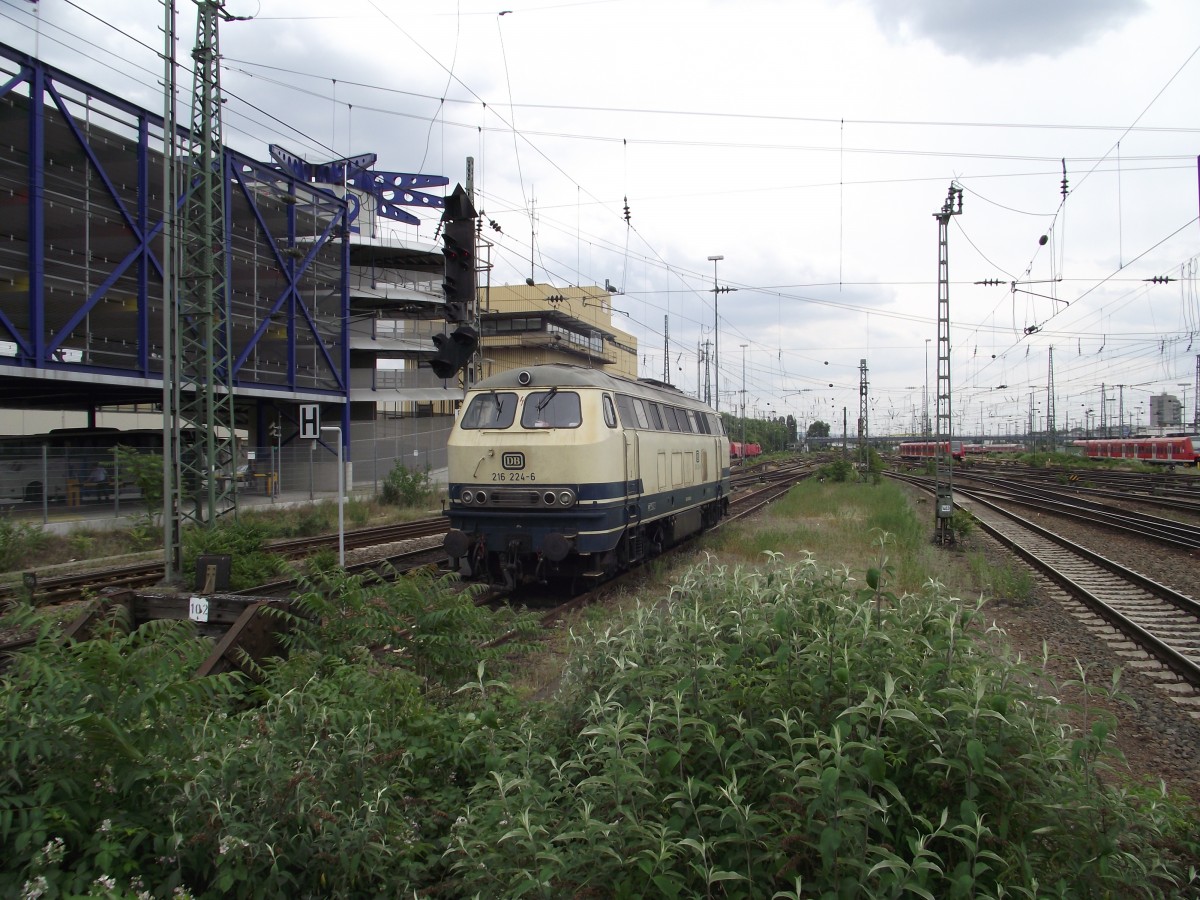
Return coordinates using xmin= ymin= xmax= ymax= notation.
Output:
xmin=61 ymin=587 xmax=296 ymax=680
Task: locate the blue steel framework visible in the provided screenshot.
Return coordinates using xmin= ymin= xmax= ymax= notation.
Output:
xmin=0 ymin=43 xmax=351 ymax=444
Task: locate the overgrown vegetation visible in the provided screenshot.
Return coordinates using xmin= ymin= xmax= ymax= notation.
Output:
xmin=967 ymin=550 xmax=1036 ymax=604
xmin=379 ymin=459 xmax=434 ymax=506
xmin=0 ymin=519 xmax=48 ymax=572
xmin=181 ymin=519 xmax=285 ymax=591
xmin=446 ymin=556 xmax=1198 ymax=897
xmin=3 ymin=477 xmax=1197 ymax=897
xmin=0 ymin=568 xmax=540 ymax=898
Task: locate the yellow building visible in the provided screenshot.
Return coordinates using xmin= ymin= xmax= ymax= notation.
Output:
xmin=476 ymin=283 xmax=638 ymax=380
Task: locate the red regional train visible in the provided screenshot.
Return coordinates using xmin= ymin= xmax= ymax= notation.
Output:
xmin=963 ymin=443 xmax=1026 ymax=455
xmin=898 ymin=440 xmax=964 ymax=462
xmin=1072 ymin=436 xmax=1199 ymax=466
xmin=729 ymin=441 xmax=762 ymax=461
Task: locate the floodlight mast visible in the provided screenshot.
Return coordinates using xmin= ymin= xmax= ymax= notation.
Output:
xmin=933 ymin=183 xmax=963 ymax=546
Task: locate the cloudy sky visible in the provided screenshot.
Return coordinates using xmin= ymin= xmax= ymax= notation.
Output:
xmin=5 ymin=0 xmax=1200 ymax=436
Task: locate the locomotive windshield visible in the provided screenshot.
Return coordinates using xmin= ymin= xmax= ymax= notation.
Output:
xmin=460 ymin=391 xmax=517 ymax=429
xmin=521 ymin=390 xmax=582 ymax=429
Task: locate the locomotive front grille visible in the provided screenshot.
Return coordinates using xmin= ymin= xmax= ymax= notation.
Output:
xmin=488 ymin=489 xmax=543 ymax=507
xmin=458 ymin=486 xmax=579 ymax=509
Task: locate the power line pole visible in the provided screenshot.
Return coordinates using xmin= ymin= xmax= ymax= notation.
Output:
xmin=1046 ymin=347 xmax=1056 ymax=451
xmin=707 ymin=255 xmax=736 ymax=412
xmin=161 ymin=0 xmax=180 ymax=579
xmin=740 ymin=344 xmax=748 ymax=453
xmin=933 ymin=182 xmax=962 ymax=545
xmin=858 ymin=357 xmax=869 ymax=467
xmin=663 ymin=315 xmax=669 ymax=384
xmin=169 ymin=0 xmax=245 ymax=555
xmin=702 ymin=340 xmax=712 ymax=407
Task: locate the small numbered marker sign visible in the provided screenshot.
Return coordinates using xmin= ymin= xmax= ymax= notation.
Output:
xmin=188 ymin=596 xmax=210 ymax=623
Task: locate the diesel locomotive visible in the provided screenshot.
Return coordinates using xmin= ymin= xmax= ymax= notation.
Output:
xmin=443 ymin=365 xmax=730 ymax=588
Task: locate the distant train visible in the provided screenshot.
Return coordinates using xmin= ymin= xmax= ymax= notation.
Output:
xmin=443 ymin=365 xmax=730 ymax=588
xmin=1072 ymin=436 xmax=1199 ymax=467
xmin=963 ymin=443 xmax=1026 ymax=455
xmin=729 ymin=441 xmax=762 ymax=461
xmin=898 ymin=440 xmax=964 ymax=462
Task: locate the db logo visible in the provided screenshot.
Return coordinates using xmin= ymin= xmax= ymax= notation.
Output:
xmin=502 ymin=452 xmax=525 ymax=470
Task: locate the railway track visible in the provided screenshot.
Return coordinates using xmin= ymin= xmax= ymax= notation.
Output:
xmin=3 ymin=467 xmax=812 ymax=672
xmin=956 ymin=490 xmax=1200 ymax=703
xmin=889 ymin=472 xmax=1200 ymax=710
xmin=506 ymin=465 xmax=814 ymax=635
xmin=0 ymin=517 xmax=450 ymax=607
xmin=950 ymin=472 xmax=1200 ymax=550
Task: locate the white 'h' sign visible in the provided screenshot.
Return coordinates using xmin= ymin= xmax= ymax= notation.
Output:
xmin=299 ymin=404 xmax=319 ymax=439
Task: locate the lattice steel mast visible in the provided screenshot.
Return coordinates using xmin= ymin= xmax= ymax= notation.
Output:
xmin=857 ymin=357 xmax=869 ymax=467
xmin=933 ymin=183 xmax=962 ymax=545
xmin=1046 ymin=347 xmax=1056 ymax=451
xmin=170 ymin=0 xmax=240 ymax=547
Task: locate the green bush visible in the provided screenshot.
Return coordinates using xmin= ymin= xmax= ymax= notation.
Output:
xmin=181 ymin=520 xmax=283 ymax=590
xmin=380 ymin=460 xmax=432 ymax=507
xmin=0 ymin=605 xmax=244 ymax=898
xmin=0 ymin=519 xmax=48 ymax=573
xmin=445 ymin=557 xmax=1200 ymax=897
xmin=0 ymin=566 xmax=538 ymax=897
xmin=817 ymin=458 xmax=855 ymax=482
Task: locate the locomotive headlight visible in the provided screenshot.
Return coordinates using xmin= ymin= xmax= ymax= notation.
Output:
xmin=460 ymin=489 xmax=474 ymax=504
xmin=558 ymin=490 xmax=575 ymax=507
xmin=474 ymin=490 xmax=488 ymax=505
xmin=543 ymin=491 xmax=557 ymax=505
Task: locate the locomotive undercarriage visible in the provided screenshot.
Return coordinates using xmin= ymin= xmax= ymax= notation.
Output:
xmin=450 ymin=497 xmax=726 ymax=591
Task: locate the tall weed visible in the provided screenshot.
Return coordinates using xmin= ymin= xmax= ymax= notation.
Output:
xmin=446 ymin=556 xmax=1200 ymax=897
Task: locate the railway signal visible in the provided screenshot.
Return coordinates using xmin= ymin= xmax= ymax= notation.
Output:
xmin=429 ymin=325 xmax=479 ymax=379
xmin=441 ymin=184 xmax=477 ymax=325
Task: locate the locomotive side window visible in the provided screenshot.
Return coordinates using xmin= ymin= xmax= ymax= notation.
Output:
xmin=602 ymin=394 xmax=618 ymax=428
xmin=663 ymin=406 xmax=683 ymax=433
xmin=646 ymin=403 xmax=665 ymax=431
xmin=616 ymin=394 xmax=636 ymax=427
xmin=521 ymin=390 xmax=582 ymax=429
xmin=461 ymin=391 xmax=517 ymax=429
xmin=634 ymin=398 xmax=652 ymax=428
xmin=617 ymin=394 xmax=652 ymax=429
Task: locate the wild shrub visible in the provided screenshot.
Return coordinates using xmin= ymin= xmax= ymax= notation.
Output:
xmin=817 ymin=458 xmax=854 ymax=482
xmin=115 ymin=445 xmax=163 ymax=525
xmin=181 ymin=520 xmax=283 ymax=590
xmin=0 ymin=605 xmax=243 ymax=898
xmin=445 ymin=555 xmax=1200 ymax=898
xmin=283 ymin=565 xmax=539 ymax=693
xmin=0 ymin=519 xmax=47 ymax=573
xmin=380 ymin=460 xmax=433 ymax=507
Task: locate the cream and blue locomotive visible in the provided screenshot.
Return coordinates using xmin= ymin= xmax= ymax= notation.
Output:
xmin=443 ymin=364 xmax=730 ymax=587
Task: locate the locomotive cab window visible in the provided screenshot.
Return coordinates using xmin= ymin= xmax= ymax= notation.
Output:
xmin=602 ymin=394 xmax=618 ymax=428
xmin=460 ymin=392 xmax=517 ymax=429
xmin=522 ymin=390 xmax=582 ymax=429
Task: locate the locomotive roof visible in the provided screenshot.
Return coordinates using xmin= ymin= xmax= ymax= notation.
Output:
xmin=470 ymin=364 xmax=713 ymax=410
